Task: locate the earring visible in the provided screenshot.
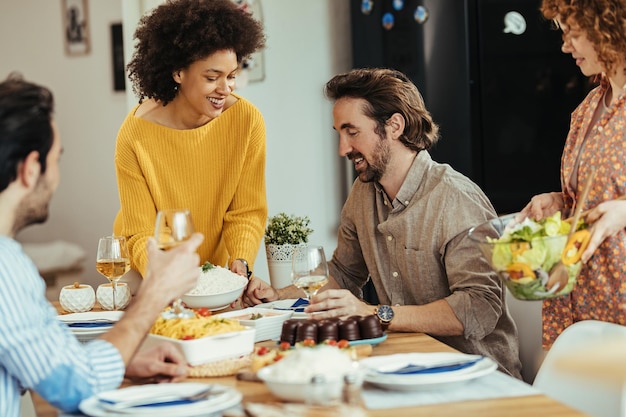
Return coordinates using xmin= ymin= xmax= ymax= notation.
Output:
xmin=174 ymin=84 xmax=179 ymax=91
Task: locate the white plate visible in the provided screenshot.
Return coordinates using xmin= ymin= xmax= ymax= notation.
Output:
xmin=360 ymin=352 xmax=497 ymax=391
xmin=79 ymin=383 xmax=242 ymax=417
xmin=58 ymin=311 xmax=124 ymax=324
xmin=254 ymin=299 xmax=308 ymax=319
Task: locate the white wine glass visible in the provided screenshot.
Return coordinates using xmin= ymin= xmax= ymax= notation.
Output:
xmin=96 ymin=236 xmax=130 ymax=311
xmin=154 ymin=209 xmax=195 ymax=319
xmin=291 ymin=245 xmax=329 ymax=301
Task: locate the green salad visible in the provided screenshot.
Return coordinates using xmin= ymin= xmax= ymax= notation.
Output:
xmin=486 ymin=212 xmax=580 ymax=300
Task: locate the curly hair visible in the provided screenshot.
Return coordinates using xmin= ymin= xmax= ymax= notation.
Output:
xmin=127 ymin=0 xmax=266 ymax=104
xmin=324 ymin=68 xmax=440 ymax=152
xmin=0 ymin=73 xmax=54 ymax=193
xmin=541 ymin=0 xmax=626 ymax=77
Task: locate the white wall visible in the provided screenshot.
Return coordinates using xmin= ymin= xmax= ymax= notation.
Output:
xmin=0 ymin=0 xmax=351 ymax=287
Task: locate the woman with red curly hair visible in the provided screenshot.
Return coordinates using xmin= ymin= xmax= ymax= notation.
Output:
xmin=519 ymin=0 xmax=626 ymax=348
xmin=113 ymin=0 xmax=267 ymax=286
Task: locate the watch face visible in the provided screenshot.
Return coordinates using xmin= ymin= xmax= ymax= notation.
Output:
xmin=377 ymin=305 xmax=394 ymax=322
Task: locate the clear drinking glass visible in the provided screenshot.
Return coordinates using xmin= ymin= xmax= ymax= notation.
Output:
xmin=291 ymin=245 xmax=329 ymax=301
xmin=154 ymin=209 xmax=195 ymax=318
xmin=95 ymin=236 xmax=130 ymax=311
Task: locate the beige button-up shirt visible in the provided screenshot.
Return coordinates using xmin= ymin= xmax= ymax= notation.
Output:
xmin=329 ymin=151 xmax=522 ymax=378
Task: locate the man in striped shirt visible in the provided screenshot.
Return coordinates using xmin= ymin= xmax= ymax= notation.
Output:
xmin=0 ymin=74 xmax=204 ymax=417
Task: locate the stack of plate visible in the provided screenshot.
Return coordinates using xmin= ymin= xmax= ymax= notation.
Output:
xmin=78 ymin=382 xmax=242 ymax=417
xmin=57 ymin=311 xmax=123 ymax=343
xmin=359 ymin=352 xmax=498 ymax=391
xmin=215 ymin=307 xmax=293 ymax=342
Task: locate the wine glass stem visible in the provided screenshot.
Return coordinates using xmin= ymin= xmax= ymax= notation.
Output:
xmin=111 ymin=280 xmax=117 ymax=311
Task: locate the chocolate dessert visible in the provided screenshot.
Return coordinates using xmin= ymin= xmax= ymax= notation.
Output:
xmin=338 ymin=318 xmax=360 ymax=341
xmin=280 ymin=319 xmax=301 ymax=345
xmin=317 ymin=319 xmax=339 ymax=342
xmin=295 ymin=320 xmax=318 ymax=342
xmin=358 ymin=314 xmax=384 ymax=339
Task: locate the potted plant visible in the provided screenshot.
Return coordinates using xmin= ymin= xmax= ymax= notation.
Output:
xmin=264 ymin=212 xmax=314 ymax=289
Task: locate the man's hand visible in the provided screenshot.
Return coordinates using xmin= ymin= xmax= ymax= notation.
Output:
xmin=305 ymin=289 xmax=371 ymax=319
xmin=143 ymin=233 xmax=203 ymax=305
xmin=125 ymin=343 xmax=188 ymax=383
xmin=241 ymin=276 xmax=279 ymax=307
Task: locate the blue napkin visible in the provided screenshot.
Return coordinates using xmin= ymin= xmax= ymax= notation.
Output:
xmin=274 ymin=298 xmax=309 ymax=312
xmin=68 ymin=322 xmax=114 ymax=328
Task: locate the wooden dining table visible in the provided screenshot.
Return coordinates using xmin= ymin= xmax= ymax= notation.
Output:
xmin=36 ymin=302 xmax=590 ymax=417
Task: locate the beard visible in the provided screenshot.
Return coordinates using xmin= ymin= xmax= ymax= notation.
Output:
xmin=13 ymin=176 xmax=52 ymax=234
xmin=351 ymin=135 xmax=391 ymax=183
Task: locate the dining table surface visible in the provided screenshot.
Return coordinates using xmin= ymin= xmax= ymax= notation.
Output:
xmin=35 ymin=301 xmax=591 ymax=417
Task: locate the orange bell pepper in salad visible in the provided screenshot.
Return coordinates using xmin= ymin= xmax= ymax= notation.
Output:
xmin=561 ymin=229 xmax=591 ymax=265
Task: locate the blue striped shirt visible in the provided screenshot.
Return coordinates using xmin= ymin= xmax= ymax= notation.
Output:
xmin=0 ymin=237 xmax=125 ymax=417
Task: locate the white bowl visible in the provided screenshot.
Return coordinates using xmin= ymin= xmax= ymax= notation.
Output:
xmin=181 ymin=267 xmax=249 ymax=310
xmin=143 ymin=327 xmax=255 ymax=366
xmin=215 ymin=307 xmax=293 ymax=342
xmin=257 ymin=366 xmax=345 ymax=403
xmin=256 ymin=345 xmax=360 ymax=403
xmin=181 ymin=286 xmax=245 ymax=310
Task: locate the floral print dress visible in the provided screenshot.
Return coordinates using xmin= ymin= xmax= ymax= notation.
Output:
xmin=543 ymin=77 xmax=626 ymax=348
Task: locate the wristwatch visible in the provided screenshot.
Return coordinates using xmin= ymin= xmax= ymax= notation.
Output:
xmin=374 ymin=305 xmax=394 ymax=331
xmin=235 ymin=258 xmax=253 ymax=280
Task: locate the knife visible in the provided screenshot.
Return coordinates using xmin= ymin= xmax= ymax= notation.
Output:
xmin=376 ymin=356 xmax=484 ymax=375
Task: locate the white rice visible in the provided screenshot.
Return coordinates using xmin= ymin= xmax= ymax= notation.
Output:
xmin=186 ymin=266 xmax=248 ymax=295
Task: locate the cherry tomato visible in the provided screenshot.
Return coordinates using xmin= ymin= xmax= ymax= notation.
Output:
xmin=196 ymin=307 xmax=212 ymax=317
xmin=256 ymin=346 xmax=270 ymax=355
xmin=279 ymin=341 xmax=292 ymax=351
xmin=337 ymin=339 xmax=350 ymax=349
xmin=302 ymin=338 xmax=316 ymax=347
xmin=324 ymin=339 xmax=338 ymax=346
xmin=182 ymin=335 xmax=194 ymax=340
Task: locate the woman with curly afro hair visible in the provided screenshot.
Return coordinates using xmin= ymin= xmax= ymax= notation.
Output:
xmin=519 ymin=0 xmax=626 ymax=349
xmin=113 ymin=0 xmax=268 ymax=287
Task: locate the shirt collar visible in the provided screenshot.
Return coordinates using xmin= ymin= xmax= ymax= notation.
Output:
xmin=374 ymin=150 xmax=432 ymax=209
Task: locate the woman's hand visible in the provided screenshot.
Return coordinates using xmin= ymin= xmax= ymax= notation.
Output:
xmin=581 ymin=199 xmax=626 ymax=262
xmin=241 ymin=276 xmax=279 ymax=307
xmin=516 ymin=192 xmax=564 ymax=222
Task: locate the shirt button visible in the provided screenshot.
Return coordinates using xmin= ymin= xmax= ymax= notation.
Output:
xmin=387 ymin=236 xmax=393 ymax=241
xmin=404 ymin=200 xmax=409 ymax=205
xmin=392 ymin=271 xmax=398 ymax=277
xmin=384 ymin=200 xmax=388 ymax=206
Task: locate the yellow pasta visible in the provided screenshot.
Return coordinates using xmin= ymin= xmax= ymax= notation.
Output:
xmin=150 ymin=314 xmax=245 ymax=340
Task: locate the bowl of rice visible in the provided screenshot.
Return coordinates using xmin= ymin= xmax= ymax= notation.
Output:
xmin=256 ymin=345 xmax=361 ymax=403
xmin=181 ymin=263 xmax=249 ymax=310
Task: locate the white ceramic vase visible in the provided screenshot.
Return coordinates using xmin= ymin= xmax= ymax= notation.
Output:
xmin=265 ymin=243 xmax=307 ymax=289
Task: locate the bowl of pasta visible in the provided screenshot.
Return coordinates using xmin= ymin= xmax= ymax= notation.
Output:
xmin=145 ymin=313 xmax=256 ymax=366
xmin=181 ymin=263 xmax=249 ymax=310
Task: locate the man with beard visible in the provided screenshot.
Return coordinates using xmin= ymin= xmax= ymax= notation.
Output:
xmin=0 ymin=74 xmax=204 ymax=416
xmin=244 ymin=68 xmax=522 ymax=379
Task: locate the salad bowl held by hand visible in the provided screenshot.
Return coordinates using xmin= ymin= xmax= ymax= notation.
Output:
xmin=467 ymin=212 xmax=583 ymax=301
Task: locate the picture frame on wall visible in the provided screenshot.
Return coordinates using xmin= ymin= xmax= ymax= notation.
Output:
xmin=62 ymin=0 xmax=90 ymax=56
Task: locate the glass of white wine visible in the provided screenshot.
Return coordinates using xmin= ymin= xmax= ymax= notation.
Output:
xmin=96 ymin=236 xmax=130 ymax=311
xmin=154 ymin=209 xmax=195 ymax=319
xmin=291 ymin=245 xmax=329 ymax=301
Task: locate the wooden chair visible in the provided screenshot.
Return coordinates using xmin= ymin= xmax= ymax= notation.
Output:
xmin=533 ymin=320 xmax=626 ymax=417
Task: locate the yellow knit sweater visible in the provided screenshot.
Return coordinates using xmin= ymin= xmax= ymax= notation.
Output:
xmin=113 ymin=94 xmax=267 ymax=276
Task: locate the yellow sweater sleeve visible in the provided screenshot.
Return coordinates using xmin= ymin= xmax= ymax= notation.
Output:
xmin=113 ymin=95 xmax=267 ymax=276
